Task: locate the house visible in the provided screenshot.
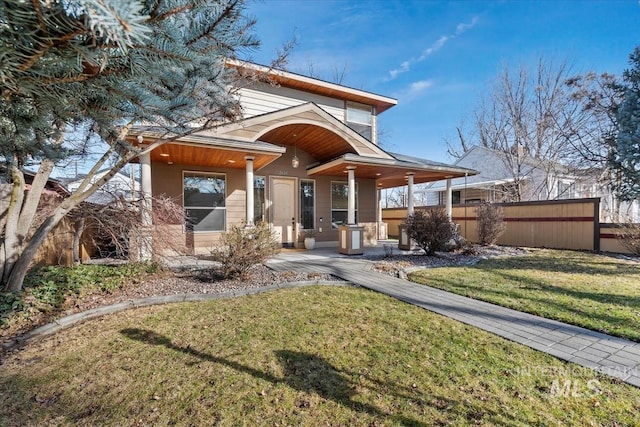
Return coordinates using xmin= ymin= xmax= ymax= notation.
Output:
xmin=0 ymin=168 xmax=93 ymax=266
xmin=62 ymin=168 xmax=140 ymax=205
xmin=417 ymin=146 xmax=639 ymax=222
xmin=128 ymin=61 xmax=476 ymax=254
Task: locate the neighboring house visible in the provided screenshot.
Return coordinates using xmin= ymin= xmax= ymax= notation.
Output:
xmin=62 ymin=168 xmax=140 ymax=205
xmin=417 ymin=146 xmax=639 ymax=222
xmin=0 ymin=168 xmax=89 ymax=266
xmin=1 ymin=167 xmax=70 ymax=218
xmin=128 ymin=61 xmax=475 ymax=253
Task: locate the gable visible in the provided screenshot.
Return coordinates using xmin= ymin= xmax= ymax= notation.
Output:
xmin=211 ymin=103 xmax=392 ymax=163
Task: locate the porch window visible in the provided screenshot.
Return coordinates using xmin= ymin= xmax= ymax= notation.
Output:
xmin=183 ymin=172 xmax=226 ymax=232
xmin=346 ymin=102 xmax=372 ymax=141
xmin=331 ymin=181 xmax=357 ymax=228
xmin=300 ymin=179 xmax=315 ymax=230
xmin=254 ymin=176 xmax=266 ymax=223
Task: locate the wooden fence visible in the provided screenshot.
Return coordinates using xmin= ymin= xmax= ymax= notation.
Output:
xmin=33 ymin=217 xmax=93 ymax=267
xmin=383 ymin=198 xmax=636 ymax=255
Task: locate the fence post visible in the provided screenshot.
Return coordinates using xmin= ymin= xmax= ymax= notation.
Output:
xmin=594 ymin=198 xmax=600 ymax=252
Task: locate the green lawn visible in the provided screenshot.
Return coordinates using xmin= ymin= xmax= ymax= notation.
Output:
xmin=410 ymin=249 xmax=640 ymax=342
xmin=1 ymin=286 xmax=639 ymax=426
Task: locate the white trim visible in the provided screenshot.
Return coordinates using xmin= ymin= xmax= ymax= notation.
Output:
xmin=215 ymin=103 xmax=392 ymax=160
xmin=245 ymin=156 xmax=254 ymax=226
xmin=308 ymin=153 xmax=475 ymax=176
xmin=421 ymin=178 xmax=517 ymax=193
xmin=182 ymin=170 xmax=227 ymax=233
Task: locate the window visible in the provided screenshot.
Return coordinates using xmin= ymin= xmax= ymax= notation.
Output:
xmin=346 ymin=102 xmax=372 ymax=140
xmin=439 ymin=190 xmax=461 ymax=205
xmin=254 ymin=176 xmax=265 ymax=224
xmin=452 ymin=190 xmax=461 ymax=204
xmin=183 ymin=172 xmax=226 ymax=232
xmin=557 ymin=180 xmax=575 ymax=199
xmin=300 ymin=179 xmax=315 ymax=230
xmin=331 ymin=181 xmax=357 ymax=228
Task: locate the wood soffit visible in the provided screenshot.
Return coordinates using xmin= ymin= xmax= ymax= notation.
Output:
xmin=258 ymin=124 xmax=356 ymax=163
xmin=307 ymin=157 xmax=474 ymax=189
xmin=308 ymin=164 xmax=461 ymax=188
xmin=133 ymin=141 xmax=281 ymax=170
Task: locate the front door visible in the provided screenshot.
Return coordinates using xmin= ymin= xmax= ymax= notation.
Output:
xmin=271 ymin=177 xmax=296 ymax=247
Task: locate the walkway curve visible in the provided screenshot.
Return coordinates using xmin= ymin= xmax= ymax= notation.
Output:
xmin=266 ymin=254 xmax=640 ymax=389
xmin=2 ymin=280 xmax=352 ymax=352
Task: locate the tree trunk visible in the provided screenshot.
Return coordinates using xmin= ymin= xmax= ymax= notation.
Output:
xmin=72 ymin=217 xmax=86 ymax=264
xmin=2 ymin=153 xmax=134 ymax=291
xmin=1 ymin=166 xmax=25 ymax=284
xmin=17 ymin=159 xmax=55 ymax=238
xmin=4 ymin=205 xmax=72 ymax=291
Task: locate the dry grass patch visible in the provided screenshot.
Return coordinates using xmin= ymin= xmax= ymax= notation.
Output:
xmin=1 ymin=286 xmax=639 ymax=426
xmin=410 ymin=249 xmax=640 ymax=341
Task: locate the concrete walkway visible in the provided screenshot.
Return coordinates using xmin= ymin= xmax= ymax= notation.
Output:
xmin=266 ymin=250 xmax=640 ymax=388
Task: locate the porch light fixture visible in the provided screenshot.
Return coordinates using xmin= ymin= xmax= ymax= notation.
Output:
xmin=159 ymin=153 xmax=170 ymax=157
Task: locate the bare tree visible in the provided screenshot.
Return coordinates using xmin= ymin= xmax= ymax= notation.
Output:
xmin=382 ymin=187 xmax=407 ymax=208
xmin=454 ymin=58 xmax=614 ymax=202
xmin=445 ymin=123 xmax=473 ymax=160
xmin=70 ymin=195 xmax=187 ymax=263
xmin=301 ymin=58 xmax=349 ymax=85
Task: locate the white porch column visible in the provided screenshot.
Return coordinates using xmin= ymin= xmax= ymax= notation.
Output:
xmin=245 ymin=156 xmax=254 ymax=226
xmin=140 ymin=151 xmax=152 ymax=227
xmin=445 ymin=178 xmax=452 ymax=220
xmin=139 ymin=149 xmax=153 ymax=261
xmin=347 ymin=166 xmax=356 ymax=225
xmin=377 ymin=188 xmax=382 ymax=224
xmin=407 ymin=173 xmax=415 ymax=216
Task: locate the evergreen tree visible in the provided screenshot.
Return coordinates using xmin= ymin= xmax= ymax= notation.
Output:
xmin=0 ymin=0 xmax=268 ymax=291
xmin=612 ymin=47 xmax=640 ymax=201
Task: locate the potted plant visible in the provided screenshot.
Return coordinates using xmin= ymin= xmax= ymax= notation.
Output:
xmin=304 ymin=229 xmax=316 ymax=250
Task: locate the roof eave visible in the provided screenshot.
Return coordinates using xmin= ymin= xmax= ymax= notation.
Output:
xmin=227 ymin=59 xmax=398 ymax=113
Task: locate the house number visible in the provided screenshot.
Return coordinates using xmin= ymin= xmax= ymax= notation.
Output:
xmin=278 ymin=170 xmax=289 ymax=176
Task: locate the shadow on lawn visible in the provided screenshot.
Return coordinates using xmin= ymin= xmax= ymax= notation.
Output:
xmin=120 ymin=328 xmax=430 ymax=426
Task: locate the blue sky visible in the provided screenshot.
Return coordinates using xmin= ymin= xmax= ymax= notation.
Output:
xmin=243 ymin=0 xmax=640 ymax=163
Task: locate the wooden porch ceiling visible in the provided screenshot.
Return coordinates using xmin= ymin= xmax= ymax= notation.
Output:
xmin=307 ymin=154 xmax=475 ymax=189
xmin=149 ymin=143 xmax=280 ymax=169
xmin=259 ymin=124 xmax=355 ymax=163
xmin=129 ymin=137 xmax=285 ymax=170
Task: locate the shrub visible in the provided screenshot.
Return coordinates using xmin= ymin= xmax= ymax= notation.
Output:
xmin=443 ymin=223 xmax=466 ymax=252
xmin=212 ymin=222 xmax=280 ymax=278
xmin=405 ymin=209 xmax=454 ymax=256
xmin=619 ymin=222 xmax=640 ymax=256
xmin=1 ymin=263 xmax=157 ymax=329
xmin=476 ymin=202 xmax=506 ymax=245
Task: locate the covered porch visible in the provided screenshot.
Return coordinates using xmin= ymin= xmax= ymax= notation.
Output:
xmin=129 ymin=105 xmax=475 ymax=256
